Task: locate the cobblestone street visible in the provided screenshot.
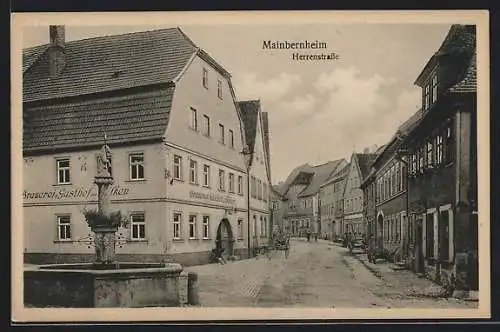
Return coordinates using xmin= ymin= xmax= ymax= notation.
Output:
xmin=184 ymin=240 xmax=478 ymax=308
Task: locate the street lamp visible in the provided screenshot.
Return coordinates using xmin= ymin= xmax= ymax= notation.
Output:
xmin=240 ymin=145 xmax=253 ymax=259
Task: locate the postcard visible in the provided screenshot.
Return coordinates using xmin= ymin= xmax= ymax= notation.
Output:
xmin=11 ymin=10 xmax=490 ymax=322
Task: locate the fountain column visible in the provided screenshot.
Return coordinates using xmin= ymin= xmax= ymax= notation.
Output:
xmin=93 ymin=142 xmax=117 ymax=264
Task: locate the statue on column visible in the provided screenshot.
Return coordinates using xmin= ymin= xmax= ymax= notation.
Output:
xmin=96 ymin=135 xmax=112 ymax=178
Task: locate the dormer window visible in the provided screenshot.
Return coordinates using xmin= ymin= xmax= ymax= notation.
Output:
xmin=423 ymin=70 xmax=438 ymax=110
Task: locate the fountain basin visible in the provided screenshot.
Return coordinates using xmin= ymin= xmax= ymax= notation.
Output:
xmin=24 ymin=262 xmax=183 ymax=308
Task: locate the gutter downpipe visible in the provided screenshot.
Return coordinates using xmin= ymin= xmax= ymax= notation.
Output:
xmin=247 ymin=165 xmax=252 ymax=259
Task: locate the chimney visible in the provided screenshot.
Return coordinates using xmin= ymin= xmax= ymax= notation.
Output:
xmin=48 ymin=25 xmax=66 ymax=78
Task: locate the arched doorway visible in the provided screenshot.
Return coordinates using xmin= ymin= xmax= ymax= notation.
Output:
xmin=377 ymin=214 xmax=384 ymax=250
xmin=216 ymin=218 xmax=234 ymax=260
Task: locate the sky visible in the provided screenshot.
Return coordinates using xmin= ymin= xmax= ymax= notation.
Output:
xmin=23 ymin=23 xmax=451 ymax=184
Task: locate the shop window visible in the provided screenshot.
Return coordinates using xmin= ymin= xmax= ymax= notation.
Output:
xmin=129 ymin=153 xmax=145 ymax=180
xmin=439 ymin=210 xmax=450 ymax=262
xmin=173 ymin=212 xmax=182 ymax=240
xmin=56 ymin=158 xmax=71 ymax=184
xmin=57 ymin=215 xmax=71 ymax=241
xmin=189 ymin=214 xmax=197 ymax=240
xmin=131 ymin=213 xmax=146 ymax=240
xmin=202 ymin=215 xmax=210 ymax=239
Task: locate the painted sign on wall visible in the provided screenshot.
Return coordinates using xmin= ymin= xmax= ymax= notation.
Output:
xmin=189 ymin=190 xmax=236 ymax=206
xmin=23 ymin=186 xmax=130 ymax=200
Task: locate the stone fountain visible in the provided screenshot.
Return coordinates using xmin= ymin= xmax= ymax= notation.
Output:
xmin=24 ymin=139 xmax=184 ymax=308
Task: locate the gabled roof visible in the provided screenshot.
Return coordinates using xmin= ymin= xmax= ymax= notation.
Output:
xmin=280 ymin=163 xmax=314 ymax=195
xmin=238 ymin=100 xmax=260 ymax=163
xmin=355 ymin=153 xmax=378 ymax=180
xmin=24 ymin=87 xmax=175 ymax=153
xmin=320 ymin=162 xmax=350 ymax=188
xmin=298 ymin=159 xmax=345 ymax=197
xmin=23 ymin=44 xmax=48 ymax=73
xmin=23 ymin=27 xmax=200 ymax=103
xmin=415 ymin=24 xmax=476 ymax=87
xmin=22 ymin=27 xmax=234 ymax=153
xmin=449 ymin=52 xmax=477 ymax=93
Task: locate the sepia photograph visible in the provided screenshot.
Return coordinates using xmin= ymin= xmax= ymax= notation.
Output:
xmin=11 ymin=10 xmax=490 ymax=321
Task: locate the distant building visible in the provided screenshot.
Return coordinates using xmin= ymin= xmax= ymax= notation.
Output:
xmin=22 ymin=26 xmax=263 ymax=265
xmin=361 ymin=110 xmax=422 ymax=261
xmin=401 ymin=25 xmax=478 ymax=292
xmin=318 ymin=163 xmax=349 ymax=240
xmin=238 ymin=100 xmax=272 ymax=252
xmin=342 ymin=153 xmax=377 ymax=237
xmin=279 ymin=160 xmax=346 ymax=237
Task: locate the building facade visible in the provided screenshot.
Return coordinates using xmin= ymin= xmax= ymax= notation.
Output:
xmin=238 ymin=100 xmax=272 ymax=253
xmin=318 ymin=163 xmax=349 ymax=240
xmin=280 ymin=160 xmax=346 ymax=237
xmin=402 ymin=25 xmax=478 ymax=292
xmin=342 ymin=153 xmax=376 ymax=237
xmin=23 ymin=26 xmax=266 ymax=266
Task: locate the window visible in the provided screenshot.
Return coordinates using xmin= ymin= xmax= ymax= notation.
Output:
xmin=431 ymin=73 xmax=438 ymax=103
xmin=423 ymin=84 xmax=430 ymax=110
xmin=229 ymin=129 xmax=234 ymax=148
xmin=189 ymin=159 xmax=198 ymax=184
xmin=202 ymin=164 xmax=210 ymax=187
xmin=202 ymin=68 xmax=208 ymax=89
xmin=202 ymin=115 xmax=210 ymax=136
xmin=228 ymin=173 xmax=235 ymax=193
xmin=56 ymin=159 xmax=70 ymax=184
xmin=445 ymin=126 xmax=454 ymax=163
xmin=131 ymin=213 xmax=146 ymax=240
xmin=436 ymin=135 xmax=443 ymax=165
xmin=219 ymin=124 xmax=225 ymax=144
xmin=263 ymin=183 xmax=268 ymax=202
xmin=189 ymin=214 xmax=197 ymax=239
xmin=173 ymin=212 xmax=182 ymax=240
xmin=129 ymin=153 xmax=145 ymax=180
xmin=257 ymin=179 xmax=262 ymax=200
xmin=57 ymin=215 xmax=71 ymax=240
xmin=217 ymin=79 xmax=223 ymax=99
xmin=418 ymin=147 xmax=424 ymax=173
xmin=218 ymin=169 xmax=225 ymax=191
xmin=237 ymin=219 xmax=244 ymax=239
xmin=237 ymin=175 xmax=243 ymax=195
xmin=426 ymin=141 xmax=433 ymax=168
xmin=439 ymin=209 xmax=451 ymax=262
xmin=190 ymin=107 xmax=198 ymax=131
xmin=251 ymin=176 xmax=256 ymax=198
xmin=202 ymin=216 xmax=210 ymax=239
xmin=173 ymin=155 xmax=183 ymax=180
xmin=396 ymin=163 xmax=401 ymax=192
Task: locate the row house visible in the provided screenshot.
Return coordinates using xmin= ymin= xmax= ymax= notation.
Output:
xmin=361 ymin=111 xmax=422 ymax=262
xmin=318 ymin=163 xmax=349 ymax=240
xmin=22 ymin=26 xmax=271 ymax=266
xmin=342 ymin=152 xmax=377 ymax=237
xmin=401 ymin=25 xmax=478 ymax=293
xmin=238 ymin=100 xmax=272 ymax=254
xmin=361 ymin=25 xmax=478 ymax=295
